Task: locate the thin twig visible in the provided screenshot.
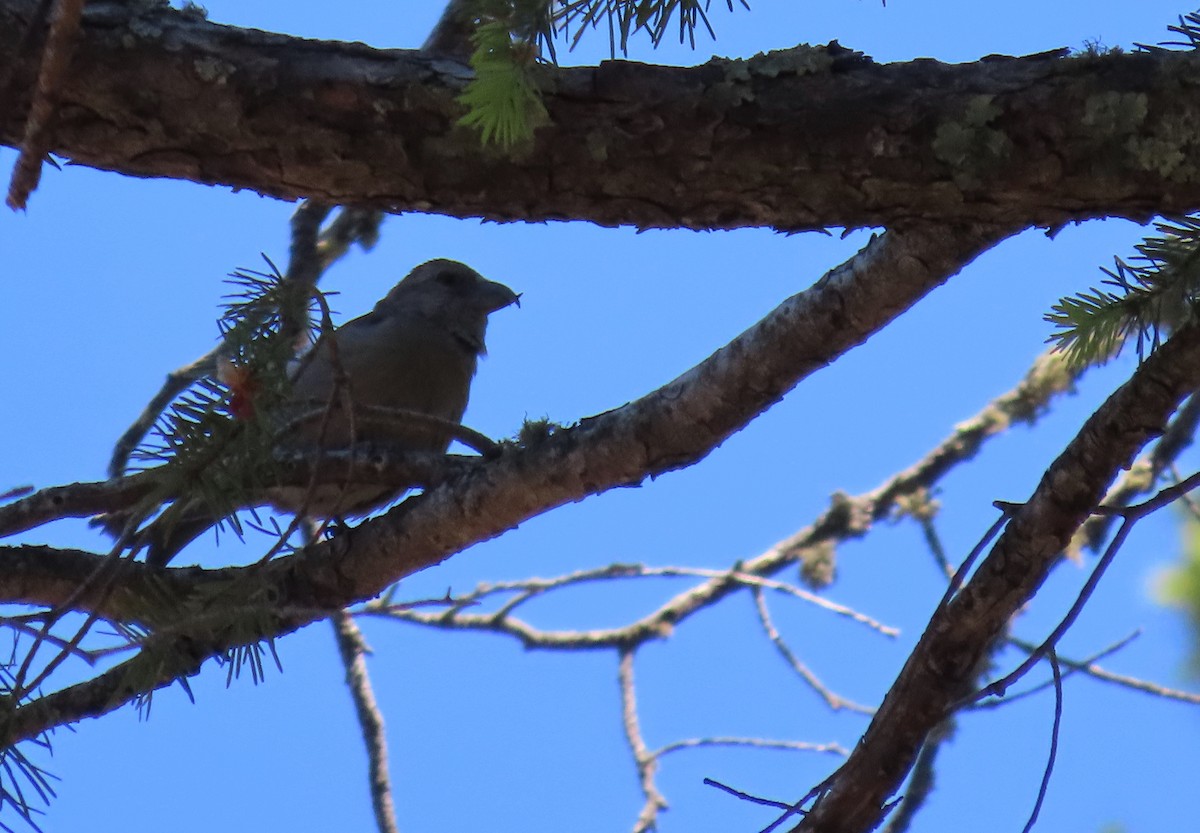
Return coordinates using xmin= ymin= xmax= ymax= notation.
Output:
xmin=915 ymin=510 xmax=953 ymax=580
xmin=938 ymin=509 xmax=1012 ymax=610
xmin=659 ymin=737 xmax=847 ymax=757
xmin=1173 ymin=466 xmax=1200 ymax=524
xmin=703 ymin=777 xmax=793 ymax=810
xmin=974 ymin=631 xmax=1141 ymax=708
xmin=10 ymin=550 xmax=126 ymax=701
xmin=1021 ymin=651 xmax=1062 ymax=833
xmin=618 ymin=647 xmax=667 ymax=833
xmin=751 ymin=587 xmax=874 ymax=714
xmin=375 ymin=564 xmax=896 ymax=648
xmin=369 ymin=568 xmax=897 ymax=652
xmin=759 ymin=776 xmax=834 ymax=833
xmin=331 ymin=610 xmax=399 ymax=833
xmin=1073 ymin=392 xmax=1200 ymax=553
xmin=0 ymin=617 xmax=98 ymax=663
xmin=1002 ymin=632 xmax=1200 ymax=706
xmin=1066 ymin=661 xmax=1200 ymax=704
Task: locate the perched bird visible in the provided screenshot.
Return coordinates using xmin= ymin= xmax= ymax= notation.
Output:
xmin=141 ymin=259 xmax=519 ymax=566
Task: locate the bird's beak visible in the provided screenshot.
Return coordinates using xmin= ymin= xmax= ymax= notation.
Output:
xmin=480 ymin=280 xmax=521 ymax=313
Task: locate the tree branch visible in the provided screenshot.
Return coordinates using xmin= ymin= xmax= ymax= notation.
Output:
xmin=0 ymin=0 xmax=1197 ymax=229
xmin=793 ymin=321 xmax=1200 ymax=833
xmin=0 ymin=222 xmax=1004 ymax=747
xmin=1072 ymin=391 xmax=1200 ymax=554
xmin=618 ymin=647 xmax=667 ymax=833
xmin=331 ymin=610 xmax=399 ymax=833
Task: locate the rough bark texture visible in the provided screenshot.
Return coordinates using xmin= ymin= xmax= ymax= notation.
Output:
xmin=2 ymin=0 xmax=1200 ymax=230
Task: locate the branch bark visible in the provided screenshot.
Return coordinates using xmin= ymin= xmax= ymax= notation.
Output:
xmin=1 ymin=0 xmax=1199 ymax=230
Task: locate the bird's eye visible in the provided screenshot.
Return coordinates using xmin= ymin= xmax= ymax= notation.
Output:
xmin=436 ymin=270 xmax=460 ymax=286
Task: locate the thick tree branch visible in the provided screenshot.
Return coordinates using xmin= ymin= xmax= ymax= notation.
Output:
xmin=0 ymin=223 xmax=1004 ymax=746
xmin=794 ymin=321 xmax=1200 ymax=833
xmin=1 ymin=1 xmax=1199 ymax=229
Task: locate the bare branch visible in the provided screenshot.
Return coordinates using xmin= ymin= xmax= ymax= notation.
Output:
xmin=331 ymin=610 xmax=399 ymax=833
xmin=618 ymin=647 xmax=667 ymax=833
xmin=704 ymin=777 xmax=793 ymax=810
xmin=657 ymin=737 xmax=848 ymax=758
xmin=0 ymin=471 xmax=160 ymax=537
xmin=384 ymin=344 xmax=1076 ymax=651
xmin=1020 ymin=651 xmax=1062 ymax=833
xmin=281 ymin=200 xmax=333 ymax=346
xmin=376 ymin=565 xmax=895 ymax=648
xmin=983 ymin=631 xmax=1200 ymax=707
xmin=879 ymin=721 xmax=949 ymax=833
xmin=1057 ymin=658 xmax=1200 ymax=704
xmin=314 ymin=208 xmax=383 ymax=268
xmin=751 ymin=588 xmax=874 ymax=714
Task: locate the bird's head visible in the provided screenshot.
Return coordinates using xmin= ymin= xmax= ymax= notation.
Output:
xmin=381 ymin=259 xmax=520 ymax=353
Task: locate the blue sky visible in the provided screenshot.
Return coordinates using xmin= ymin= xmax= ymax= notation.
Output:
xmin=2 ymin=2 xmax=1198 ymax=832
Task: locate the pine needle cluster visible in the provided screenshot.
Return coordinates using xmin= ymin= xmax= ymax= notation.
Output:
xmin=1046 ymin=216 xmax=1200 ymax=368
xmin=554 ymin=0 xmax=747 ymax=53
xmin=457 ymin=8 xmax=551 ymax=147
xmin=457 ymin=0 xmax=748 ymax=146
xmin=0 ymin=727 xmax=55 ymax=833
xmin=1135 ymin=11 xmax=1200 ymax=52
xmin=1046 ymin=14 xmax=1200 ymax=368
xmin=120 ymin=259 xmax=320 ymax=547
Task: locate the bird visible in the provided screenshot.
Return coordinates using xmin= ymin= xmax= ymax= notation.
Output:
xmin=139 ymin=258 xmax=519 ymax=566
